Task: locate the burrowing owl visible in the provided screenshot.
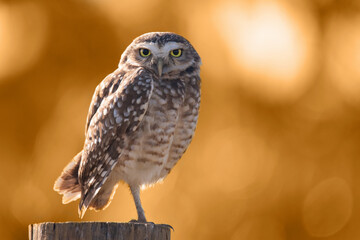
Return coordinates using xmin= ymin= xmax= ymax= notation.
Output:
xmin=54 ymin=32 xmax=201 ymax=222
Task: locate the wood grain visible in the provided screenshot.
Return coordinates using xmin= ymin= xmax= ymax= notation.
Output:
xmin=29 ymin=222 xmax=171 ymax=240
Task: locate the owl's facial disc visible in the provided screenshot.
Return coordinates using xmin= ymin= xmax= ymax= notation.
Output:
xmin=119 ymin=32 xmax=201 ymax=78
xmin=135 ymin=42 xmax=188 ymax=77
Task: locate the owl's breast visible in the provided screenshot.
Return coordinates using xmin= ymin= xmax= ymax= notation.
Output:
xmin=161 ymin=77 xmax=200 ymax=177
xmin=116 ymin=79 xmax=187 ymax=186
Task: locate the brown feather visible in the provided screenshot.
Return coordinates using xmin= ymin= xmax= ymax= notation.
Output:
xmin=54 ymin=151 xmax=82 ymax=204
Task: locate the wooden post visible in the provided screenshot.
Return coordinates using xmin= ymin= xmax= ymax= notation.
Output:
xmin=29 ymin=222 xmax=171 ymax=240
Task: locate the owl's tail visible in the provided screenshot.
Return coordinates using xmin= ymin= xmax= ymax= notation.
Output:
xmin=54 ymin=151 xmax=82 ymax=204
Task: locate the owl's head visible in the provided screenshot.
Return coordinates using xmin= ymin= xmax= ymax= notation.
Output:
xmin=119 ymin=32 xmax=201 ymax=78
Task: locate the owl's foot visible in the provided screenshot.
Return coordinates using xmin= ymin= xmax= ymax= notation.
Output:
xmin=128 ymin=220 xmax=173 ymax=230
xmin=129 ymin=219 xmax=148 ymax=223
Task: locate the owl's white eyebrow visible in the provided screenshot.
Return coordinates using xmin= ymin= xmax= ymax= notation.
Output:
xmin=161 ymin=42 xmax=184 ymax=53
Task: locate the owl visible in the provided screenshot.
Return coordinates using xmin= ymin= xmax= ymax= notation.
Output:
xmin=54 ymin=32 xmax=201 ymax=222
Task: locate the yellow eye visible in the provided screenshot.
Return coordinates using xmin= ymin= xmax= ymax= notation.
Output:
xmin=139 ymin=48 xmax=151 ymax=57
xmin=170 ymin=49 xmax=182 ymax=57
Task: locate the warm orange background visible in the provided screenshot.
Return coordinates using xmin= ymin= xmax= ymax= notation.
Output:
xmin=1 ymin=0 xmax=360 ymax=239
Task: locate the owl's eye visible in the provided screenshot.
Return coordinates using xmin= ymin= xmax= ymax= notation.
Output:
xmin=170 ymin=49 xmax=182 ymax=57
xmin=139 ymin=48 xmax=151 ymax=57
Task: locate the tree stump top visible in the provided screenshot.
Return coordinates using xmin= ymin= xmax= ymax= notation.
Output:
xmin=29 ymin=222 xmax=172 ymax=240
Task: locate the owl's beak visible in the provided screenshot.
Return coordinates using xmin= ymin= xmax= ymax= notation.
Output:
xmin=157 ymin=59 xmax=163 ymax=77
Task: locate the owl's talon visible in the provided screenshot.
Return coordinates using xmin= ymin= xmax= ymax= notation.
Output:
xmin=158 ymin=224 xmax=174 ymax=231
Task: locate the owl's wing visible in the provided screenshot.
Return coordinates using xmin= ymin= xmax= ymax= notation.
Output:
xmin=85 ymin=68 xmax=123 ymax=133
xmin=78 ymin=68 xmax=154 ymax=218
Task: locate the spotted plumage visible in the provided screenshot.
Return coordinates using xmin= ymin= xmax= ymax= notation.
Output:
xmin=54 ymin=32 xmax=201 ymax=222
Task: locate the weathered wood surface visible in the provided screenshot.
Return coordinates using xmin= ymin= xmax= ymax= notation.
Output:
xmin=29 ymin=222 xmax=171 ymax=240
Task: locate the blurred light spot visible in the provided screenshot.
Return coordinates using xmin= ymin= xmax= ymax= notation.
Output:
xmin=33 ymin=86 xmax=90 ymax=180
xmin=325 ymin=15 xmax=360 ymax=104
xmin=231 ymin=217 xmax=286 ymax=240
xmin=182 ymin=2 xmax=231 ymax=82
xmin=214 ymin=0 xmax=317 ymax=102
xmin=0 ymin=2 xmax=47 ymax=81
xmin=202 ymin=127 xmax=277 ymax=195
xmin=303 ymin=178 xmax=353 ymax=237
xmin=11 ymin=181 xmax=51 ymax=225
xmin=315 ymin=0 xmax=335 ymax=7
xmin=87 ymin=0 xmax=161 ymax=27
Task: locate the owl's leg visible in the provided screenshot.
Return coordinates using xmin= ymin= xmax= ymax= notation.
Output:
xmin=130 ymin=184 xmax=147 ymax=222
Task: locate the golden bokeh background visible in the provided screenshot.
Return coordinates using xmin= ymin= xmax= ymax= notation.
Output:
xmin=1 ymin=0 xmax=360 ymax=239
